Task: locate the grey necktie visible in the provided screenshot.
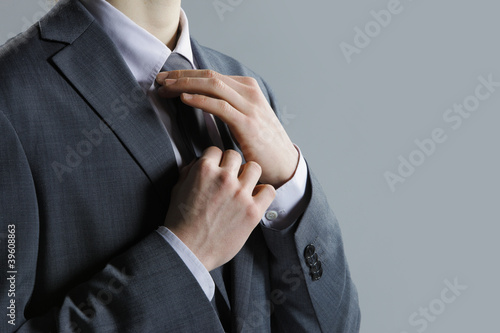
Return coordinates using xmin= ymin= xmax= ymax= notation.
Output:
xmin=161 ymin=53 xmax=232 ymax=330
xmin=160 ymin=52 xmax=213 ymax=162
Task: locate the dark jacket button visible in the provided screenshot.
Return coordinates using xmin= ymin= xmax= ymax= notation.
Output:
xmin=310 ymin=261 xmax=322 ymax=274
xmin=304 ymin=244 xmax=316 ymax=258
xmin=311 ymin=269 xmax=323 ymax=281
xmin=305 ymin=252 xmax=318 ymax=267
xmin=311 ymin=267 xmax=323 ymax=281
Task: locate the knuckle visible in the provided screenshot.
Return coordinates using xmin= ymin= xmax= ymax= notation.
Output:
xmin=219 ymin=100 xmax=233 ymax=116
xmin=248 ymin=77 xmax=259 ymax=86
xmin=204 ymin=146 xmax=222 ymax=155
xmin=248 ymin=86 xmax=262 ymax=99
xmin=245 ymin=204 xmax=261 ymax=221
xmin=178 ymin=76 xmax=191 ymax=86
xmin=247 ymin=105 xmax=262 ymax=117
xmin=218 ymin=170 xmax=234 ymax=187
xmin=197 ymin=157 xmax=214 ymax=176
xmin=169 ymin=71 xmax=181 ymax=79
xmin=238 ymin=76 xmax=252 ymax=85
xmin=196 ymin=94 xmax=208 ymax=104
xmin=209 ymin=77 xmax=225 ymax=91
xmin=241 ymin=76 xmax=258 ymax=86
xmin=204 ymin=69 xmax=218 ymax=78
xmin=233 ymin=187 xmax=247 ymax=202
xmin=241 ymin=117 xmax=254 ymax=129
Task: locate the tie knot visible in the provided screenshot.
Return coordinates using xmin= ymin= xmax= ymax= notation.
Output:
xmin=162 ymin=52 xmax=193 ymax=72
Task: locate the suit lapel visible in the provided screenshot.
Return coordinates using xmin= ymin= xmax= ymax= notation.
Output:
xmin=41 ymin=0 xmax=178 ymax=202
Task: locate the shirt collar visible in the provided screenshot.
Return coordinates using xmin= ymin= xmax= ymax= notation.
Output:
xmin=79 ymin=0 xmax=195 ymax=91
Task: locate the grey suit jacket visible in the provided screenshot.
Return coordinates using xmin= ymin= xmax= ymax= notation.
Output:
xmin=0 ymin=0 xmax=360 ymax=332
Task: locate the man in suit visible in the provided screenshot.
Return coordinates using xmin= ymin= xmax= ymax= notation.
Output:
xmin=0 ymin=0 xmax=360 ymax=331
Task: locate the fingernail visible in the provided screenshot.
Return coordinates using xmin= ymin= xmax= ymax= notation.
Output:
xmin=156 ymin=72 xmax=168 ymax=82
xmin=164 ymin=79 xmax=177 ymax=86
xmin=183 ymin=93 xmax=193 ymax=100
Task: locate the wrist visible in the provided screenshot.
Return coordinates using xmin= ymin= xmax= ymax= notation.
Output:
xmin=267 ymin=145 xmax=300 ymax=188
xmin=167 ymin=226 xmax=211 ymax=269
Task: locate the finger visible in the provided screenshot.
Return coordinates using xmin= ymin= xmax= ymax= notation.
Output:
xmin=227 ymin=75 xmax=258 ymax=86
xmin=171 ymin=71 xmax=248 ymax=93
xmin=156 ymin=69 xmax=203 ymax=83
xmin=157 ymin=71 xmax=258 ymax=103
xmin=158 ymin=75 xmax=249 ymax=111
xmin=158 ymin=69 xmax=244 ymax=87
xmin=198 ymin=146 xmax=223 ymax=165
xmin=219 ymin=149 xmax=242 ymax=175
xmin=238 ymin=161 xmax=262 ymax=192
xmin=178 ymin=93 xmax=243 ymax=127
xmin=158 ymin=69 xmax=249 ymax=102
xmin=252 ymin=184 xmax=276 ymax=209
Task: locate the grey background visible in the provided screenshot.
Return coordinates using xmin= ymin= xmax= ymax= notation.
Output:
xmin=2 ymin=0 xmax=498 ymax=332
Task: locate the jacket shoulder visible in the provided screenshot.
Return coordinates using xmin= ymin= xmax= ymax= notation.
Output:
xmin=191 ymin=38 xmax=263 ymax=80
xmin=0 ymin=25 xmax=41 ymax=70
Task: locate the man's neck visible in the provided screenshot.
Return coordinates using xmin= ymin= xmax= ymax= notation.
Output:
xmin=106 ymin=0 xmax=181 ymax=50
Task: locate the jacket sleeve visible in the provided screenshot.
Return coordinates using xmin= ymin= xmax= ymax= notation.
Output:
xmin=0 ymin=110 xmax=223 ymax=333
xmin=258 ymin=81 xmax=361 ymax=333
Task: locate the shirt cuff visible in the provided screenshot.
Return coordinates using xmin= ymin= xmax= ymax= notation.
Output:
xmin=261 ymin=144 xmax=309 ymax=230
xmin=156 ymin=226 xmax=215 ymax=301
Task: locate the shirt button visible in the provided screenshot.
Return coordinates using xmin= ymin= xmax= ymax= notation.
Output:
xmin=265 ymin=210 xmax=279 ymax=221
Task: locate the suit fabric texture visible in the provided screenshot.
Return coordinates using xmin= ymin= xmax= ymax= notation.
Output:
xmin=0 ymin=0 xmax=361 ymax=332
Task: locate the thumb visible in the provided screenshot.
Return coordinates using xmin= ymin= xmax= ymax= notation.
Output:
xmin=252 ymin=184 xmax=276 ymax=209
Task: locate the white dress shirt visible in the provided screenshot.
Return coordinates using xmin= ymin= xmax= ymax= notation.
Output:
xmin=79 ymin=0 xmax=309 ymax=301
